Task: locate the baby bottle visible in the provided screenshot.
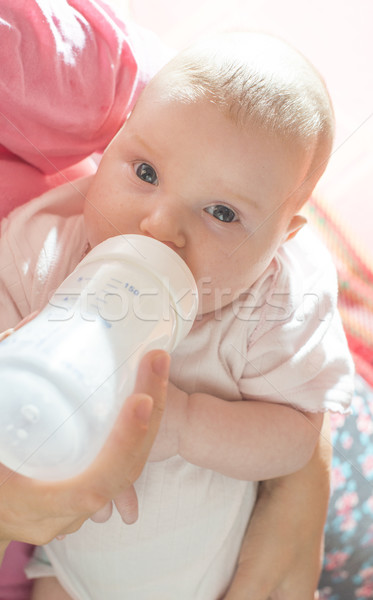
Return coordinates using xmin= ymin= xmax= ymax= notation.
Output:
xmin=0 ymin=235 xmax=198 ymax=480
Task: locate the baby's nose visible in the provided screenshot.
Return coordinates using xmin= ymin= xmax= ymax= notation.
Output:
xmin=139 ymin=204 xmax=186 ymax=248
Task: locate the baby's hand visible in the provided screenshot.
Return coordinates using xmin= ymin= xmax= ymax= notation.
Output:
xmin=90 ymin=485 xmax=139 ymax=525
xmin=148 ymin=381 xmax=188 ymax=462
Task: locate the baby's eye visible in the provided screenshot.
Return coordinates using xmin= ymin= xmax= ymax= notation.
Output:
xmin=135 ymin=162 xmax=158 ymax=185
xmin=204 ymin=205 xmax=238 ymax=223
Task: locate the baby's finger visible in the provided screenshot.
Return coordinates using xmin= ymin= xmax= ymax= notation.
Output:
xmin=114 ymin=485 xmax=138 ymax=524
xmin=90 ymin=500 xmax=113 ymax=523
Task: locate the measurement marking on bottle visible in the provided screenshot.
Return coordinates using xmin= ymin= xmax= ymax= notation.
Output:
xmin=124 ymin=283 xmax=140 ymax=295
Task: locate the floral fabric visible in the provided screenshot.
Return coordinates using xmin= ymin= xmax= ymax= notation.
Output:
xmin=319 ymin=375 xmax=373 ymax=599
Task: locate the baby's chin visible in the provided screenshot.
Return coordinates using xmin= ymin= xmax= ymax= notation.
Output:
xmin=195 ymin=294 xmax=238 ymax=319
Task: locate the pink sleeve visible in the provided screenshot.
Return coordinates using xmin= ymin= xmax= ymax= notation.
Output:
xmin=238 ymin=230 xmax=355 ymax=415
xmin=0 ymin=0 xmax=169 ymax=173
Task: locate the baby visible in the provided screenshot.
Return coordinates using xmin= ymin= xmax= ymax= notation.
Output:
xmin=1 ymin=32 xmax=353 ymax=599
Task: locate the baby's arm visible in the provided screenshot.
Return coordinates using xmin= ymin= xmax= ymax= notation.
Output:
xmin=151 ymin=382 xmax=323 ymax=481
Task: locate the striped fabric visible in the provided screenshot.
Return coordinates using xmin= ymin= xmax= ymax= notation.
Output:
xmin=304 ymin=195 xmax=373 ymax=386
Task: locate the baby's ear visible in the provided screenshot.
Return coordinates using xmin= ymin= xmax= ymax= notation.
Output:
xmin=284 ymin=214 xmax=307 ymax=242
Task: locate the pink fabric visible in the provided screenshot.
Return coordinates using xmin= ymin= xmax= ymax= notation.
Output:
xmin=0 ymin=176 xmax=90 ymax=330
xmin=0 ymin=543 xmax=34 ymax=600
xmin=0 ymin=0 xmax=170 ymax=220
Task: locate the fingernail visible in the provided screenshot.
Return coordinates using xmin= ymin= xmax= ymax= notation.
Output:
xmin=134 ymin=395 xmax=153 ymax=424
xmin=55 ymin=534 xmax=66 ymax=541
xmin=151 ymin=352 xmax=170 ymax=378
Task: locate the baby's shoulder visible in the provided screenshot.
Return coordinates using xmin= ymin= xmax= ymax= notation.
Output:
xmin=275 ymin=225 xmax=338 ymax=301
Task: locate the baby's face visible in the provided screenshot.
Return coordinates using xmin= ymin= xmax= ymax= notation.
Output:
xmin=84 ymin=82 xmax=308 ymax=315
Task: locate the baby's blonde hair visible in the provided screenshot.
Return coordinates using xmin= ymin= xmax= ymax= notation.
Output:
xmin=154 ymin=31 xmax=334 ymax=206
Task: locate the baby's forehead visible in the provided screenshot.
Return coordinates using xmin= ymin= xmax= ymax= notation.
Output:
xmin=149 ymin=31 xmax=333 ymax=148
xmin=134 ymin=61 xmax=327 ymax=195
xmin=136 ymin=79 xmax=314 ymax=167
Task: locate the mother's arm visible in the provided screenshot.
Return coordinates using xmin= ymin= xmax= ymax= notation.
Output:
xmin=224 ymin=415 xmax=332 ymax=600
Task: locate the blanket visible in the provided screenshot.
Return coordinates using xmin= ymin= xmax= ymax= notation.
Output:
xmin=305 ymin=195 xmax=373 ymax=387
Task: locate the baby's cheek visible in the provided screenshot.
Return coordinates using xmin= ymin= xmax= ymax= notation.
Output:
xmin=83 ymin=205 xmax=111 ymax=248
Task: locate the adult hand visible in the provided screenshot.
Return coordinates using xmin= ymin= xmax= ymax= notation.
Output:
xmin=0 ymin=350 xmax=169 ymax=563
xmin=223 ymin=416 xmax=332 ymax=600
